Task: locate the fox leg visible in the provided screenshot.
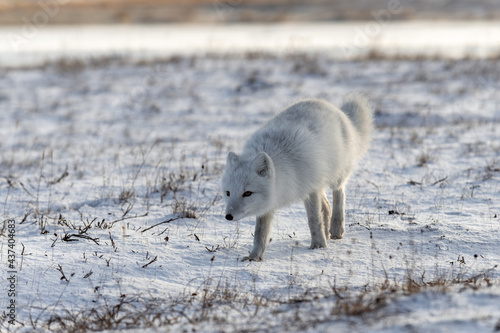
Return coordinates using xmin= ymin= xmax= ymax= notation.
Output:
xmin=330 ymin=186 xmax=346 ymax=239
xmin=304 ymin=191 xmax=328 ymax=249
xmin=242 ymin=211 xmax=274 ymax=262
xmin=321 ymin=191 xmax=332 ymax=237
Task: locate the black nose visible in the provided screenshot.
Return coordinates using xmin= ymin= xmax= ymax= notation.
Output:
xmin=225 ymin=214 xmax=233 ymax=221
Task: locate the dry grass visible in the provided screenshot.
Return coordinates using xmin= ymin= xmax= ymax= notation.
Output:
xmin=416 ymin=151 xmax=434 ymax=167
xmin=26 ymin=264 xmax=497 ymax=332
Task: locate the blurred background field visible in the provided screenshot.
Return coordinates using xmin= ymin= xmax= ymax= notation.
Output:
xmin=1 ymin=0 xmax=500 ymax=67
xmin=0 ymin=0 xmax=499 ymax=25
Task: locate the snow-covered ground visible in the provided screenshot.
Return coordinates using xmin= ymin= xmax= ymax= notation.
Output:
xmin=1 ymin=24 xmax=500 ymax=332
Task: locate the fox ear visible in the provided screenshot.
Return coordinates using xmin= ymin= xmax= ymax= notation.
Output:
xmin=252 ymin=152 xmax=273 ymax=177
xmin=226 ymin=151 xmax=239 ymax=166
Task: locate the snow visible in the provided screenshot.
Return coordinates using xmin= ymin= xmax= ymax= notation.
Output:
xmin=0 ymin=24 xmax=500 ymax=332
xmin=1 ymin=22 xmax=500 ymax=66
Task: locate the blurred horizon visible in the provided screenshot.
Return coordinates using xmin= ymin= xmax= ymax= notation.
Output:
xmin=0 ymin=0 xmax=499 ymax=25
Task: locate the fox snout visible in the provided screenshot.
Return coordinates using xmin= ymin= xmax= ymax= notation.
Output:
xmin=225 ymin=204 xmax=235 ymax=220
xmin=225 ymin=202 xmax=240 ymax=221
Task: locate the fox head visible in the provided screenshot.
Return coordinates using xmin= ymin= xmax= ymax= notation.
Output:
xmin=222 ymin=151 xmax=275 ymax=221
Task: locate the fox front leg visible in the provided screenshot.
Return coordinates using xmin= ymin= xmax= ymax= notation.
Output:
xmin=242 ymin=211 xmax=274 ymax=262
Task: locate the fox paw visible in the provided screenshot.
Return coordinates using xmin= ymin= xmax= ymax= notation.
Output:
xmin=241 ymin=256 xmax=262 ymax=262
xmin=330 ymin=234 xmax=344 ymax=240
xmin=309 ymin=243 xmax=326 ymax=249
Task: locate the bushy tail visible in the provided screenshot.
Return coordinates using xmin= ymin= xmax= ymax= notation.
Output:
xmin=340 ymin=93 xmax=373 ymax=148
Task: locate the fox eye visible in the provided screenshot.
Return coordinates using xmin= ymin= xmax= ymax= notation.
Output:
xmin=226 ymin=191 xmax=230 ymax=197
xmin=242 ymin=191 xmax=253 ymax=197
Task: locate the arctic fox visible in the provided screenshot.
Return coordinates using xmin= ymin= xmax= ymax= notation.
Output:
xmin=222 ymin=94 xmax=373 ymax=261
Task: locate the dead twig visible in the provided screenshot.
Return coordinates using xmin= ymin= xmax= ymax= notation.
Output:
xmin=141 ymin=217 xmax=179 ymax=233
xmin=108 ymin=212 xmax=148 ymax=228
xmin=57 ymin=264 xmax=69 ymax=282
xmin=62 ymin=233 xmax=100 ymax=245
xmin=142 ymin=256 xmax=157 ymax=268
xmin=19 ymin=181 xmax=35 ymax=198
xmin=432 ymin=176 xmax=448 ymax=186
xmin=48 ymin=168 xmax=69 ymax=185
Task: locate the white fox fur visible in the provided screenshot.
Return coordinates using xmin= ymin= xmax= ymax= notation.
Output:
xmin=222 ymin=94 xmax=373 ymax=261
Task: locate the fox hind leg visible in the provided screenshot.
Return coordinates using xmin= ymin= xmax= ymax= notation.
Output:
xmin=304 ymin=191 xmax=328 ymax=249
xmin=330 ymin=186 xmax=346 ymax=239
xmin=321 ymin=191 xmax=332 ymax=238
